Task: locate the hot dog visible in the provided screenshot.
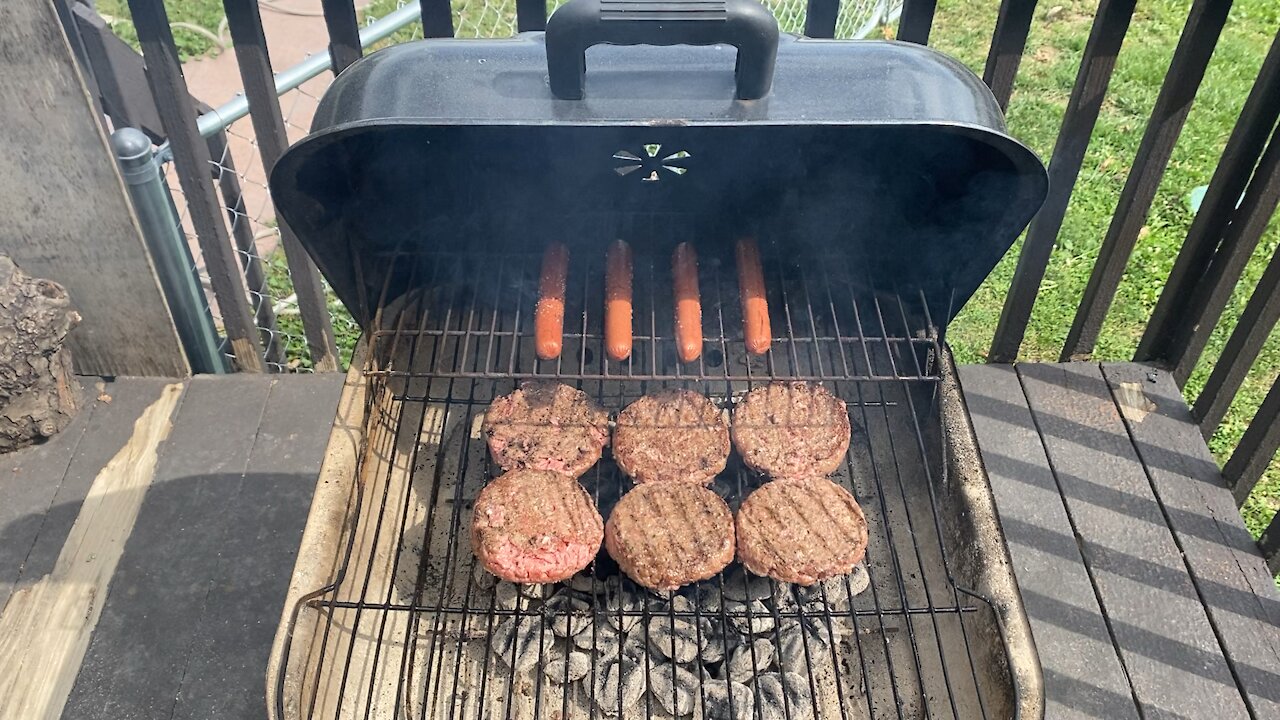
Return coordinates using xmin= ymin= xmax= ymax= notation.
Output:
xmin=535 ymin=242 xmax=569 ymax=360
xmin=605 ymin=240 xmax=633 ymax=362
xmin=672 ymin=242 xmax=702 ymax=363
xmin=736 ymin=238 xmax=771 ymax=354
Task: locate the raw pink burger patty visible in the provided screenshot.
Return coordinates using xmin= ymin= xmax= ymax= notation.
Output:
xmin=472 ymin=470 xmax=603 ymax=583
xmin=736 ymin=477 xmax=868 ymax=586
xmin=483 ymin=382 xmax=610 ymax=477
xmin=613 ymin=390 xmax=730 ymax=484
xmin=731 ymin=381 xmax=851 ymax=480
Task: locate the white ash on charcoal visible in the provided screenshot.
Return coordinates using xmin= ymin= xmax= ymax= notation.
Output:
xmin=703 ymin=679 xmax=754 ymax=720
xmin=725 ymin=599 xmax=775 ymax=635
xmin=720 ymin=566 xmax=774 ymax=602
xmin=492 ymin=615 xmax=551 ymax=673
xmin=573 ymin=622 xmax=621 ymax=660
xmin=699 ymin=630 xmax=732 ymax=664
xmin=649 ymin=661 xmax=699 ymax=717
xmin=545 ymin=591 xmax=592 ymax=637
xmin=795 ymin=563 xmax=870 ymax=610
xmin=592 ymin=657 xmax=647 ymax=716
xmin=756 ymin=672 xmax=816 ymax=720
xmin=473 ymin=563 xmax=499 ymax=591
xmin=776 ymin=621 xmax=831 ymax=673
xmin=567 ymin=572 xmax=598 ymax=594
xmin=603 ymin=578 xmax=643 ymax=632
xmin=543 ymin=651 xmax=591 ymax=684
xmin=648 ymin=616 xmax=702 ymax=664
xmin=495 ymin=581 xmax=547 ymax=610
xmin=726 ymin=638 xmax=775 ymax=683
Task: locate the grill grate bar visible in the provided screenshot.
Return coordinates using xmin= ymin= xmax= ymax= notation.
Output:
xmin=367 ymin=248 xmax=943 ymax=383
xmin=282 ymin=246 xmax=1008 ymax=720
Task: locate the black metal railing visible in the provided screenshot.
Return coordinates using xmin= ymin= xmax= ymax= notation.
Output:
xmin=68 ymin=0 xmax=1280 ymax=570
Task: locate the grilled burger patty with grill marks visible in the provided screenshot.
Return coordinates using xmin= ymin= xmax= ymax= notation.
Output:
xmin=483 ymin=381 xmax=610 ymax=477
xmin=735 ymin=477 xmax=868 ymax=585
xmin=613 ymin=390 xmax=730 ymax=485
xmin=605 ymin=483 xmax=735 ymax=591
xmin=472 ymin=470 xmax=604 ymax=583
xmin=731 ymin=381 xmax=851 ymax=480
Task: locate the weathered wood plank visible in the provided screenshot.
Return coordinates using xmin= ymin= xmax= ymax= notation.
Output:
xmin=127 ymin=0 xmax=265 ymax=372
xmin=958 ymin=364 xmax=1140 ymax=720
xmin=982 ymin=0 xmax=1038 ymax=110
xmin=0 ymin=0 xmax=188 ymax=377
xmin=0 ymin=383 xmax=184 ymax=720
xmin=172 ymin=375 xmax=344 ymax=720
xmin=1018 ymin=361 xmax=1251 ymax=719
xmin=63 ymin=376 xmax=272 ymax=720
xmin=1062 ymin=0 xmax=1231 ymax=361
xmin=1135 ymin=30 xmax=1280 ymax=377
xmin=11 ymin=379 xmax=174 ymax=599
xmin=0 ymin=383 xmax=96 ymax=612
xmin=988 ymin=0 xmax=1136 ymax=362
xmin=1102 ymin=363 xmax=1280 ymax=718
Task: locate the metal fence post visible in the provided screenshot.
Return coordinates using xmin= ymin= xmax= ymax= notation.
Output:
xmin=113 ymin=128 xmax=227 ymax=374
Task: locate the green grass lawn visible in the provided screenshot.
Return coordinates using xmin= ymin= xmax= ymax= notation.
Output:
xmin=927 ymin=0 xmax=1280 ymax=542
xmin=97 ymin=0 xmax=228 ymax=61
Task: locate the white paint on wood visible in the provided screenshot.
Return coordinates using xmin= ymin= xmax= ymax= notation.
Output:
xmin=0 ymin=383 xmax=184 ymax=719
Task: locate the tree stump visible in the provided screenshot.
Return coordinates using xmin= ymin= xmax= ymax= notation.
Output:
xmin=0 ymin=256 xmax=81 ymax=453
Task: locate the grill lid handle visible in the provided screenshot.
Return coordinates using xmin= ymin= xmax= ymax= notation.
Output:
xmin=545 ymin=0 xmax=779 ymax=101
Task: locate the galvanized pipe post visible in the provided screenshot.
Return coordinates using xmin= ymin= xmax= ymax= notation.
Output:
xmin=112 ymin=128 xmax=228 ymax=374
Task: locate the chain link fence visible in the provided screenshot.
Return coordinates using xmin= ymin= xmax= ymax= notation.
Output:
xmin=167 ymin=0 xmax=899 ymax=372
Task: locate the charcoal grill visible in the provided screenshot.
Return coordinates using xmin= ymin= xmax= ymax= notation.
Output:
xmin=266 ymin=3 xmax=1049 ymax=718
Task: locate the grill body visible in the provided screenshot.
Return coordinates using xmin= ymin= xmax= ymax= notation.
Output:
xmin=268 ymin=9 xmax=1046 ymax=719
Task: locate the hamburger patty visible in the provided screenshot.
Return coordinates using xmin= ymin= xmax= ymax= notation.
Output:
xmin=472 ymin=470 xmax=604 ymax=583
xmin=483 ymin=382 xmax=610 ymax=477
xmin=731 ymin=382 xmax=851 ymax=479
xmin=735 ymin=477 xmax=868 ymax=585
xmin=605 ymin=483 xmax=735 ymax=591
xmin=613 ymin=390 xmax=730 ymax=484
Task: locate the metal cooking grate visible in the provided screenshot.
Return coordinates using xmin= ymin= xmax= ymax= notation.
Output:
xmin=363 ymin=248 xmax=941 ymax=384
xmin=277 ymin=248 xmax=1012 ymax=720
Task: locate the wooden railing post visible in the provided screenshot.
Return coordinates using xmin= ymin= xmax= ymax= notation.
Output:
xmin=516 ymin=0 xmax=548 ymax=32
xmin=320 ymin=0 xmax=363 ymax=74
xmin=422 ymin=0 xmax=455 ymax=38
xmin=1135 ymin=31 xmax=1280 ymax=381
xmin=988 ymin=0 xmax=1136 ymax=363
xmin=1261 ymin=513 xmax=1280 ymax=576
xmin=983 ymin=0 xmax=1038 ymax=111
xmin=223 ymin=0 xmax=341 ymax=372
xmin=127 ymin=0 xmax=266 ymax=371
xmin=897 ymin=0 xmax=936 ymax=44
xmin=804 ymin=0 xmax=839 ymax=39
xmin=206 ymin=130 xmax=288 ymax=367
xmin=1222 ymin=373 xmax=1280 ymax=509
xmin=1060 ymin=0 xmax=1232 ymax=361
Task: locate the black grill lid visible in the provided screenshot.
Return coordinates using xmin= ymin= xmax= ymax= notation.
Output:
xmin=271 ymin=2 xmax=1047 ymax=328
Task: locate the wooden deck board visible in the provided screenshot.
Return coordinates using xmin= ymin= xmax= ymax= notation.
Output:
xmin=1018 ymin=362 xmax=1250 ymax=718
xmin=172 ymin=374 xmax=345 ymax=720
xmin=957 ymin=364 xmax=1139 ymax=720
xmin=0 ymin=381 xmax=97 ymax=612
xmin=62 ymin=375 xmax=274 ymax=720
xmin=13 ymin=380 xmax=174 ymax=597
xmin=1100 ymin=363 xmax=1280 ymax=717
